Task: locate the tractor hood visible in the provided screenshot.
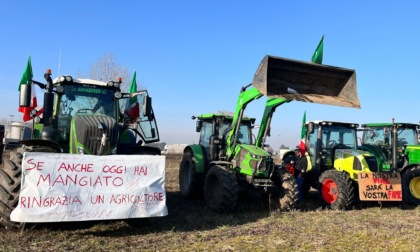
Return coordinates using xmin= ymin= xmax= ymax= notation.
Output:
xmin=252 ymin=55 xmax=360 ymax=108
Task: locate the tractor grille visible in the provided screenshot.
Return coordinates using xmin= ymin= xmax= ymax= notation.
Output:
xmin=72 ymin=115 xmax=119 ymax=155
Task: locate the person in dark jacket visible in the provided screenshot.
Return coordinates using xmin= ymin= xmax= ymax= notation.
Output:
xmin=294 ymin=148 xmax=307 ymax=204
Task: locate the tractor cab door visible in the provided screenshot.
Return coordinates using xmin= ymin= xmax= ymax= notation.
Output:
xmin=119 ymin=91 xmax=159 ymax=144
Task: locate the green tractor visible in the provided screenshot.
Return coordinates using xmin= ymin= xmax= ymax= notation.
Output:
xmin=359 ymin=121 xmax=420 ymax=205
xmin=0 ymin=70 xmax=161 ymax=229
xmin=282 ymin=121 xmax=379 ymax=210
xmin=179 ymin=55 xmax=361 ymax=213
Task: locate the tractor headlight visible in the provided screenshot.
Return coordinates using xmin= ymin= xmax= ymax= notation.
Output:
xmin=113 ymin=82 xmax=120 ymax=88
xmin=55 ymin=86 xmax=64 ymax=93
xmin=107 ymin=81 xmax=114 ymax=87
xmin=114 ymin=91 xmax=122 ymax=99
xmin=59 ymin=75 xmax=73 ymax=83
xmin=77 ymin=146 xmax=86 ymax=155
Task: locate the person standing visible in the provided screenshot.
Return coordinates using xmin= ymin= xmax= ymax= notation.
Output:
xmin=294 ymin=148 xmax=307 ymax=204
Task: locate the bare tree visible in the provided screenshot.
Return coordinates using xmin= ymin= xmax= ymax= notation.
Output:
xmin=77 ymin=53 xmax=140 ymax=92
xmin=0 ymin=117 xmax=8 ymax=127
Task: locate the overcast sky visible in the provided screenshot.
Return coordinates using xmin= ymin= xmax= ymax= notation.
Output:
xmin=1 ymin=1 xmax=420 ymax=151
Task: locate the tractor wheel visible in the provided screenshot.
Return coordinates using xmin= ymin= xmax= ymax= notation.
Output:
xmin=179 ymin=150 xmax=204 ymax=197
xmin=318 ymin=170 xmax=355 ymax=210
xmin=0 ymin=148 xmax=23 ymax=230
xmin=0 ymin=146 xmax=59 ymax=230
xmin=402 ymin=166 xmax=420 ymax=205
xmin=269 ymin=169 xmax=298 ymax=211
xmin=204 ymin=165 xmax=238 ymax=213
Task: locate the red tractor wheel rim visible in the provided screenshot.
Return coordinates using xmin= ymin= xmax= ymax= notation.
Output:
xmin=321 ymin=178 xmax=338 ymax=204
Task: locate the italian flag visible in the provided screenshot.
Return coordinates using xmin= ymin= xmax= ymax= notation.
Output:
xmin=124 ymin=71 xmax=140 ymax=119
xmin=18 ymin=56 xmax=43 ymax=122
xmin=298 ymin=111 xmax=306 ymax=155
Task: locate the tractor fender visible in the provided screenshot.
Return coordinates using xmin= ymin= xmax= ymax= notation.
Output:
xmin=400 ymin=163 xmax=419 ymax=176
xmin=183 ymin=144 xmax=206 ymax=173
xmin=20 ymin=139 xmax=63 ymax=153
xmin=281 ymin=150 xmax=295 ymax=163
xmin=208 ymin=160 xmax=232 ymax=171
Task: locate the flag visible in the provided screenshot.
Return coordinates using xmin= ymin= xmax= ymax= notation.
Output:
xmin=124 ymin=71 xmax=140 ymax=119
xmin=311 ymin=35 xmax=324 ymax=64
xmin=298 ymin=111 xmax=307 ymax=155
xmin=18 ymin=56 xmax=43 ymax=122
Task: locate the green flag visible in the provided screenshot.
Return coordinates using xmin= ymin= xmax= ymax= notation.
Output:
xmin=18 ymin=55 xmax=33 ymax=91
xmin=128 ymin=71 xmax=137 ymax=104
xmin=311 ymin=35 xmax=324 ymax=64
xmin=129 ymin=71 xmax=137 ymax=93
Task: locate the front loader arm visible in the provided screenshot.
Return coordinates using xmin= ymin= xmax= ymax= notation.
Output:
xmin=226 ymin=85 xmax=263 ymax=160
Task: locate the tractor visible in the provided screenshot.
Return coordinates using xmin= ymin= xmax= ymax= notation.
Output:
xmin=359 ymin=121 xmax=420 ymax=205
xmin=0 ymin=70 xmax=161 ymax=230
xmin=179 ymin=55 xmax=361 ymax=213
xmin=282 ymin=121 xmax=379 ymax=210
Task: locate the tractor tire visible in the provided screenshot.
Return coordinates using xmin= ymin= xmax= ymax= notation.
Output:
xmin=269 ymin=169 xmax=298 ymax=211
xmin=318 ymin=169 xmax=355 ymax=210
xmin=179 ymin=150 xmax=204 ymax=198
xmin=0 ymin=148 xmax=23 ymax=230
xmin=204 ymin=165 xmax=238 ymax=213
xmin=402 ymin=166 xmax=420 ymax=205
xmin=0 ymin=146 xmax=59 ymax=230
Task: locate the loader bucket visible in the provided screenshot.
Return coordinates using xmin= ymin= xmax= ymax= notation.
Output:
xmin=252 ymin=55 xmax=360 ymax=108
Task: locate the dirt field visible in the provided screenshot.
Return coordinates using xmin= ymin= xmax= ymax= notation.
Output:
xmin=0 ymin=154 xmax=419 ymax=251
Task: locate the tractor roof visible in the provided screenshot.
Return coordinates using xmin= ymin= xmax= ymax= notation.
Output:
xmin=361 ymin=123 xmax=420 ymax=128
xmin=307 ymin=120 xmax=359 ymax=128
xmin=52 ymin=76 xmax=122 ymax=89
xmin=198 ymin=113 xmax=255 ymax=123
xmin=53 ymin=77 xmax=107 ymax=86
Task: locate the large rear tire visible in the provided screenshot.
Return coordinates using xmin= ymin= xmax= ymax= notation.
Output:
xmin=269 ymin=169 xmax=298 ymax=211
xmin=318 ymin=170 xmax=355 ymax=210
xmin=402 ymin=166 xmax=420 ymax=205
xmin=0 ymin=146 xmax=59 ymax=230
xmin=0 ymin=148 xmax=23 ymax=230
xmin=179 ymin=150 xmax=204 ymax=197
xmin=204 ymin=165 xmax=238 ymax=213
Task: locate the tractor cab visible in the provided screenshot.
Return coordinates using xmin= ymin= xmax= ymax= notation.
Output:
xmin=19 ymin=71 xmax=159 ymax=155
xmin=194 ymin=113 xmax=255 ymax=162
xmin=360 ymin=123 xmax=420 ymax=171
xmin=305 ymin=121 xmax=378 ymax=178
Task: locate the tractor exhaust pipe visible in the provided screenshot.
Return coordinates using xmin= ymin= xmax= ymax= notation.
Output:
xmin=252 ymin=55 xmax=360 ymax=108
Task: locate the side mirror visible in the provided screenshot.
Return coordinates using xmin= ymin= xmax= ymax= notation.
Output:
xmin=143 ymin=96 xmax=152 ymax=117
xmin=19 ymin=84 xmax=31 ymax=107
xmin=307 ymin=122 xmax=314 ymax=134
xmin=196 ymin=120 xmax=203 ymax=132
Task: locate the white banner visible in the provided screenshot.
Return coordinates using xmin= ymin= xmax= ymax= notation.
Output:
xmin=11 ymin=152 xmax=167 ymax=222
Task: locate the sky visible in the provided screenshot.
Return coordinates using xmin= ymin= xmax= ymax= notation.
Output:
xmin=1 ymin=1 xmax=420 ymax=152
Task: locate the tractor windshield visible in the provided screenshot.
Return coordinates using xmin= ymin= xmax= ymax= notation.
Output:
xmin=322 ymin=125 xmax=357 ymax=149
xmin=199 ymin=120 xmax=251 ymax=147
xmin=363 ymin=126 xmax=418 ymax=146
xmin=58 ymin=85 xmax=116 ymax=117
